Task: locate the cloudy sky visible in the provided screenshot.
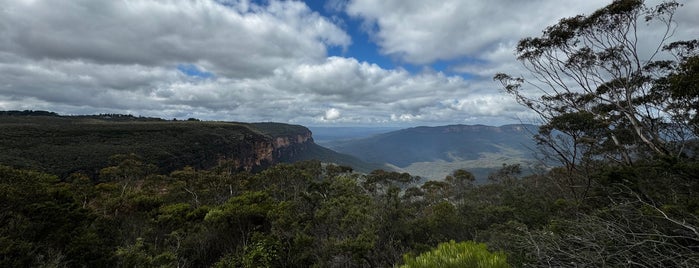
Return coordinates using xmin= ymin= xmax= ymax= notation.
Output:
xmin=0 ymin=0 xmax=697 ymax=126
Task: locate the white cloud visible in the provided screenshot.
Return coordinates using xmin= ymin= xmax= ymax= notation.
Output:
xmin=390 ymin=113 xmax=422 ymax=122
xmin=344 ymin=0 xmax=698 ymax=79
xmin=1 ymin=0 xmax=693 ymax=127
xmin=0 ymin=0 xmax=349 ymax=78
xmin=345 ymin=0 xmax=610 ymax=65
xmin=0 ymin=48 xmax=523 ymax=125
xmin=323 ymin=108 xmax=342 ymax=120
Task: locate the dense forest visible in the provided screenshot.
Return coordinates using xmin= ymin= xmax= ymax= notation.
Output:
xmin=2 ymin=0 xmax=699 ymax=267
xmin=0 ymin=157 xmax=519 ymax=267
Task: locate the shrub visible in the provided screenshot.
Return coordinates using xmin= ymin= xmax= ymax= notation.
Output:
xmin=401 ymin=240 xmax=509 ymax=268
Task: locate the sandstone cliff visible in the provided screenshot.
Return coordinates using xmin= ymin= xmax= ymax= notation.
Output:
xmin=0 ymin=114 xmax=320 ymax=176
xmin=236 ymin=125 xmax=315 ymax=171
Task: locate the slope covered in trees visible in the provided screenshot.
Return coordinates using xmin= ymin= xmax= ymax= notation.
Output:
xmin=0 ymin=159 xmax=557 ymax=267
xmin=0 ymin=112 xmax=381 ymax=176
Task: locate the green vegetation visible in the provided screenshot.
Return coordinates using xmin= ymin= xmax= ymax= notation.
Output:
xmin=401 ymin=241 xmax=509 ymax=268
xmin=491 ymin=0 xmax=699 ymax=266
xmin=1 ymin=1 xmax=698 ymax=267
xmin=0 ymin=155 xmax=569 ymax=267
xmin=0 ymin=160 xmax=507 ymax=267
xmin=0 ymin=113 xmax=264 ymax=176
xmin=0 ymin=154 xmax=609 ymax=267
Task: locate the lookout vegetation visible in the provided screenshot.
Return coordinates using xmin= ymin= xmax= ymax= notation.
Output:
xmin=494 ymin=0 xmax=699 ymax=266
xmin=1 ymin=0 xmax=698 ymax=267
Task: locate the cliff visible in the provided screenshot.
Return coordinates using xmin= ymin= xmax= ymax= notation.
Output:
xmin=0 ymin=114 xmax=320 ymax=177
xmin=238 ymin=122 xmax=316 ymax=171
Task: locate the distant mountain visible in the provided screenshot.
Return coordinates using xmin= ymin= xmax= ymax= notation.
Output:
xmin=325 ymin=124 xmax=541 ymax=181
xmin=309 ymin=126 xmax=402 ymax=145
xmin=0 ymin=112 xmax=381 ymax=177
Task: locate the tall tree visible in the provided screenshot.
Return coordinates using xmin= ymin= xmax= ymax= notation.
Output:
xmin=495 ymin=0 xmax=697 ymax=168
xmin=493 ymin=1 xmax=699 ymax=266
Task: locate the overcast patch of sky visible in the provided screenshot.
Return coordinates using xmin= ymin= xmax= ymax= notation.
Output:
xmin=0 ymin=0 xmax=696 ymax=127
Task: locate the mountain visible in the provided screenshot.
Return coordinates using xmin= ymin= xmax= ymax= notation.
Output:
xmin=309 ymin=126 xmax=402 ymax=145
xmin=325 ymin=124 xmax=541 ymax=181
xmin=0 ymin=112 xmax=381 ymax=177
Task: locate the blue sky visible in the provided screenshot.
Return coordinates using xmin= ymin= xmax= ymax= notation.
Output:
xmin=302 ymin=0 xmax=480 ymax=75
xmin=304 ymin=1 xmax=394 ymax=69
xmin=0 ymin=0 xmax=697 ymax=126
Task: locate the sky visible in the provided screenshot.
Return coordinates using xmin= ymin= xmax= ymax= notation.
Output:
xmin=0 ymin=0 xmax=697 ymax=127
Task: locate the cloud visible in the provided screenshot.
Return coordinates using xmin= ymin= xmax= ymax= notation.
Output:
xmin=345 ymin=0 xmax=611 ymax=65
xmin=0 ymin=47 xmax=524 ymax=125
xmin=339 ymin=0 xmax=699 ymax=124
xmin=0 ymin=0 xmax=350 ymax=78
xmin=675 ymin=0 xmax=699 ymax=35
xmin=323 ymin=108 xmax=342 ymax=121
xmin=345 ymin=0 xmax=697 ymax=72
xmin=1 ymin=0 xmax=693 ymax=127
xmin=0 ymin=0 xmax=359 ymax=122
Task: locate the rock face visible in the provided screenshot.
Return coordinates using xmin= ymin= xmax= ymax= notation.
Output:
xmin=240 ymin=129 xmax=314 ymax=171
xmin=272 ymin=131 xmax=313 ymax=158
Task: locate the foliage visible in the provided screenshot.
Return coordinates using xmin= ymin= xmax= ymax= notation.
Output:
xmin=5 ymin=136 xmax=695 ymax=267
xmin=0 ymin=166 xmax=114 ymax=267
xmin=495 ymin=0 xmax=697 ymax=168
xmin=1 ymin=156 xmax=544 ymax=267
xmin=401 ymin=240 xmax=509 ymax=268
xmin=492 ymin=0 xmax=699 ymax=266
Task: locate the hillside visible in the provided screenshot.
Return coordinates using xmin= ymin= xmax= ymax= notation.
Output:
xmin=326 ymin=124 xmax=541 ymax=180
xmin=0 ymin=112 xmax=379 ymax=177
xmin=309 ymin=126 xmax=402 ymax=145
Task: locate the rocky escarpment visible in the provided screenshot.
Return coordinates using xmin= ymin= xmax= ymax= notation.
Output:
xmin=234 ymin=124 xmax=383 ymax=173
xmin=0 ymin=114 xmax=320 ymax=177
xmin=272 ymin=131 xmax=313 ymax=160
xmin=237 ymin=126 xmax=314 ymax=171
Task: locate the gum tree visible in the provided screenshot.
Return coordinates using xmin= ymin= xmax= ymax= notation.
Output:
xmin=495 ymin=0 xmax=697 ymax=169
xmin=493 ymin=1 xmax=699 ymax=265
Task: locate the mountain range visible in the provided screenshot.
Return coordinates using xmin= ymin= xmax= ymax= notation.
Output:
xmin=324 ymin=124 xmax=541 ymax=181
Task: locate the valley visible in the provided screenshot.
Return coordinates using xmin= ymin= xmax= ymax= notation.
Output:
xmin=322 ymin=124 xmax=541 ymax=181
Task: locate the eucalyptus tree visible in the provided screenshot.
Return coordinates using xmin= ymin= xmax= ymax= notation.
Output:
xmin=493 ymin=1 xmax=699 ymax=265
xmin=495 ymin=0 xmax=697 ymax=168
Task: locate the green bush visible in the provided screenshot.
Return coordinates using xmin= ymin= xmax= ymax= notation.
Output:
xmin=401 ymin=240 xmax=509 ymax=268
